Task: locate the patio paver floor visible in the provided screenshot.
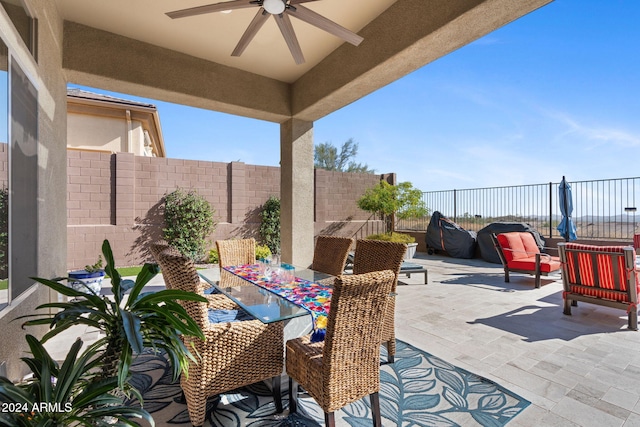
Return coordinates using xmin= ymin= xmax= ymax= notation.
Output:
xmin=44 ymin=253 xmax=640 ymax=426
xmin=396 ymin=253 xmax=640 ymax=427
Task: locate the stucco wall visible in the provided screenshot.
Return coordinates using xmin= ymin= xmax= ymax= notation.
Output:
xmin=68 ymin=113 xmax=125 ymax=153
xmin=68 ymin=112 xmax=150 ymax=156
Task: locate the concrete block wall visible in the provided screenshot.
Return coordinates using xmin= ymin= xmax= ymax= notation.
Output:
xmin=67 ymin=150 xmax=113 ymax=226
xmin=66 ymin=149 xmax=384 ymax=270
xmin=314 ymin=169 xmax=385 ymax=237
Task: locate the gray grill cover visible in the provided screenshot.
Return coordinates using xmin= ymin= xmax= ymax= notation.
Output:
xmin=476 ymin=222 xmax=546 ymax=264
xmin=425 ymin=212 xmax=477 ymax=259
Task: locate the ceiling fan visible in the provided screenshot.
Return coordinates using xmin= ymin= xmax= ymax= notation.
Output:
xmin=166 ymin=0 xmax=364 ymax=65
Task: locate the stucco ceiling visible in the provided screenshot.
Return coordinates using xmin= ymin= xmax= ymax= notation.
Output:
xmin=54 ymin=0 xmax=396 ymax=83
xmin=54 ymin=0 xmax=553 ymax=123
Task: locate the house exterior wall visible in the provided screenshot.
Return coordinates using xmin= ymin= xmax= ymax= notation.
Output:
xmin=0 ymin=0 xmax=67 ymax=381
xmin=68 ymin=113 xmax=126 ymax=153
xmin=68 ymin=108 xmax=157 ymax=157
xmin=65 ymin=149 xmax=382 ymax=269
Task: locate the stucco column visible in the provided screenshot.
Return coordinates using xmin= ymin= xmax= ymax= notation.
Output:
xmin=280 ymin=119 xmax=314 ymax=266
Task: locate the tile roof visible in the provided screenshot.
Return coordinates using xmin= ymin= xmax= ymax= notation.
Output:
xmin=67 ymin=88 xmax=156 ymax=109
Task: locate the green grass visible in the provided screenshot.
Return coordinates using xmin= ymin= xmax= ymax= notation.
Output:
xmin=112 ymin=266 xmax=144 ymax=277
xmin=0 ymin=267 xmax=148 ymax=288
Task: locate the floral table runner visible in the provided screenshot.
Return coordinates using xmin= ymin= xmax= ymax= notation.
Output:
xmin=223 ymin=264 xmax=332 ymax=341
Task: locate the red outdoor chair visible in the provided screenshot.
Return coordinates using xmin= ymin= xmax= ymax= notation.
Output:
xmin=491 ymin=232 xmax=561 ymax=288
xmin=558 ymin=243 xmax=638 ymax=330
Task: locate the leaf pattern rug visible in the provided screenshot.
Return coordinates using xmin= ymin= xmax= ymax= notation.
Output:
xmin=127 ymin=340 xmax=529 ymax=427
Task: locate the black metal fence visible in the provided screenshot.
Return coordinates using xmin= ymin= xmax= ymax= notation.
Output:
xmin=398 ymin=177 xmax=639 ymax=241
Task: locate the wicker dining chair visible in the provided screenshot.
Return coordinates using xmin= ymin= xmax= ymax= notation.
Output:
xmin=216 ymin=238 xmax=256 ymax=267
xmin=149 ymin=239 xmax=171 ymax=261
xmin=352 ymin=239 xmax=407 ymax=364
xmin=311 ymin=235 xmax=354 ymax=276
xmin=155 ymin=249 xmax=284 ymax=427
xmin=151 ymin=240 xmax=234 ymax=310
xmin=286 ymin=270 xmax=395 ymax=427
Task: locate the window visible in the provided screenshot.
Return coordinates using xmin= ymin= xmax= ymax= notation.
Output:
xmin=0 ymin=0 xmax=37 ymax=60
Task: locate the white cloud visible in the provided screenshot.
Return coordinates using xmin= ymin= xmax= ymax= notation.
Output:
xmin=547 ymin=111 xmax=640 ymax=148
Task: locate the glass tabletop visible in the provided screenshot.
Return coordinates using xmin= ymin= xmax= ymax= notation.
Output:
xmin=198 ymin=266 xmax=334 ymax=324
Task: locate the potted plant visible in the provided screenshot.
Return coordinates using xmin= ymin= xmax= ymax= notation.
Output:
xmin=365 ymin=232 xmax=418 ymax=260
xmin=67 ymin=255 xmax=105 ymax=295
xmin=0 ymin=334 xmax=153 ymax=426
xmin=20 ymin=239 xmax=207 ymax=392
xmin=357 ymin=181 xmax=428 ymax=259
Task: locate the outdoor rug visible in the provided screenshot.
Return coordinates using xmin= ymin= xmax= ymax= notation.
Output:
xmin=127 ymin=340 xmax=530 ymax=426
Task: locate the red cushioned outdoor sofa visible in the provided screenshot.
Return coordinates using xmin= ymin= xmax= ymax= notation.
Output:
xmin=491 ymin=232 xmax=561 ymax=288
xmin=558 ymin=243 xmax=638 ymax=330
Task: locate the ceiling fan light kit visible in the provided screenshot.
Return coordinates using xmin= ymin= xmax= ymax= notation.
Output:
xmin=166 ymin=0 xmax=364 ymax=64
xmin=263 ymin=0 xmax=286 ymax=14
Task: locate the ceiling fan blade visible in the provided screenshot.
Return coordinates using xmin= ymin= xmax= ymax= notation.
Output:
xmin=231 ymin=8 xmax=270 ymax=57
xmin=166 ymin=0 xmax=256 ymax=19
xmin=287 ymin=4 xmax=363 ymax=46
xmin=288 ymin=0 xmax=321 ymax=4
xmin=274 ymin=13 xmax=305 ymax=65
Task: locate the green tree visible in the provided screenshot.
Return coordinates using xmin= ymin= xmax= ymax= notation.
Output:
xmin=357 ymin=181 xmax=429 ymax=232
xmin=314 ymin=138 xmax=375 ymax=173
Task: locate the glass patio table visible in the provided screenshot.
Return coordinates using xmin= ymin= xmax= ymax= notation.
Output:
xmin=198 ymin=265 xmax=334 ymax=325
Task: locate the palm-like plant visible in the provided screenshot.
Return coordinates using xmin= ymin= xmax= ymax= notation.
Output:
xmin=20 ymin=239 xmax=207 ymax=391
xmin=0 ymin=335 xmax=154 ymax=427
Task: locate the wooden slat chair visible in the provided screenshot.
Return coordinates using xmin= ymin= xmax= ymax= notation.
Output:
xmin=216 ymin=238 xmax=256 ymax=267
xmin=286 ymin=270 xmax=395 ymax=427
xmin=155 ymin=249 xmax=285 ymax=426
xmin=311 ymin=235 xmax=354 ymax=276
xmin=352 ymin=239 xmax=407 ymax=363
xmin=491 ymin=232 xmax=561 ymax=288
xmin=558 ymin=243 xmax=638 ymax=330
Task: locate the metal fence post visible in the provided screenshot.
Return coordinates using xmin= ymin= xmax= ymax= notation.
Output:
xmin=549 ymin=182 xmax=553 ymax=239
xmin=453 ymin=189 xmax=457 ymax=222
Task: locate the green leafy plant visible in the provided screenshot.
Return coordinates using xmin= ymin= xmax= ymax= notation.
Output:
xmin=0 ymin=335 xmax=154 ymax=427
xmin=366 ymin=232 xmax=415 ymax=244
xmin=255 ymin=244 xmax=272 ymax=260
xmin=84 ymin=255 xmax=104 ymax=273
xmin=259 ymin=196 xmax=281 ymax=255
xmin=208 ymin=248 xmax=219 ymax=264
xmin=163 ymin=188 xmax=216 ymax=262
xmin=209 ymin=243 xmax=271 ymax=264
xmin=357 ymin=181 xmax=429 ymax=232
xmin=20 ymin=239 xmax=207 ymax=391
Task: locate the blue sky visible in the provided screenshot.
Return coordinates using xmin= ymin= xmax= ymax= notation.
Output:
xmin=70 ymin=0 xmax=640 ymax=192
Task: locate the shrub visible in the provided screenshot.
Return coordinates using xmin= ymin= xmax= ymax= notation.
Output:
xmin=255 ymin=244 xmax=272 ymax=260
xmin=208 ymin=243 xmax=271 ymax=264
xmin=208 ymin=248 xmax=219 ymax=264
xmin=163 ymin=188 xmax=216 ymax=262
xmin=366 ymin=232 xmax=416 ymax=244
xmin=259 ymin=196 xmax=280 ymax=254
